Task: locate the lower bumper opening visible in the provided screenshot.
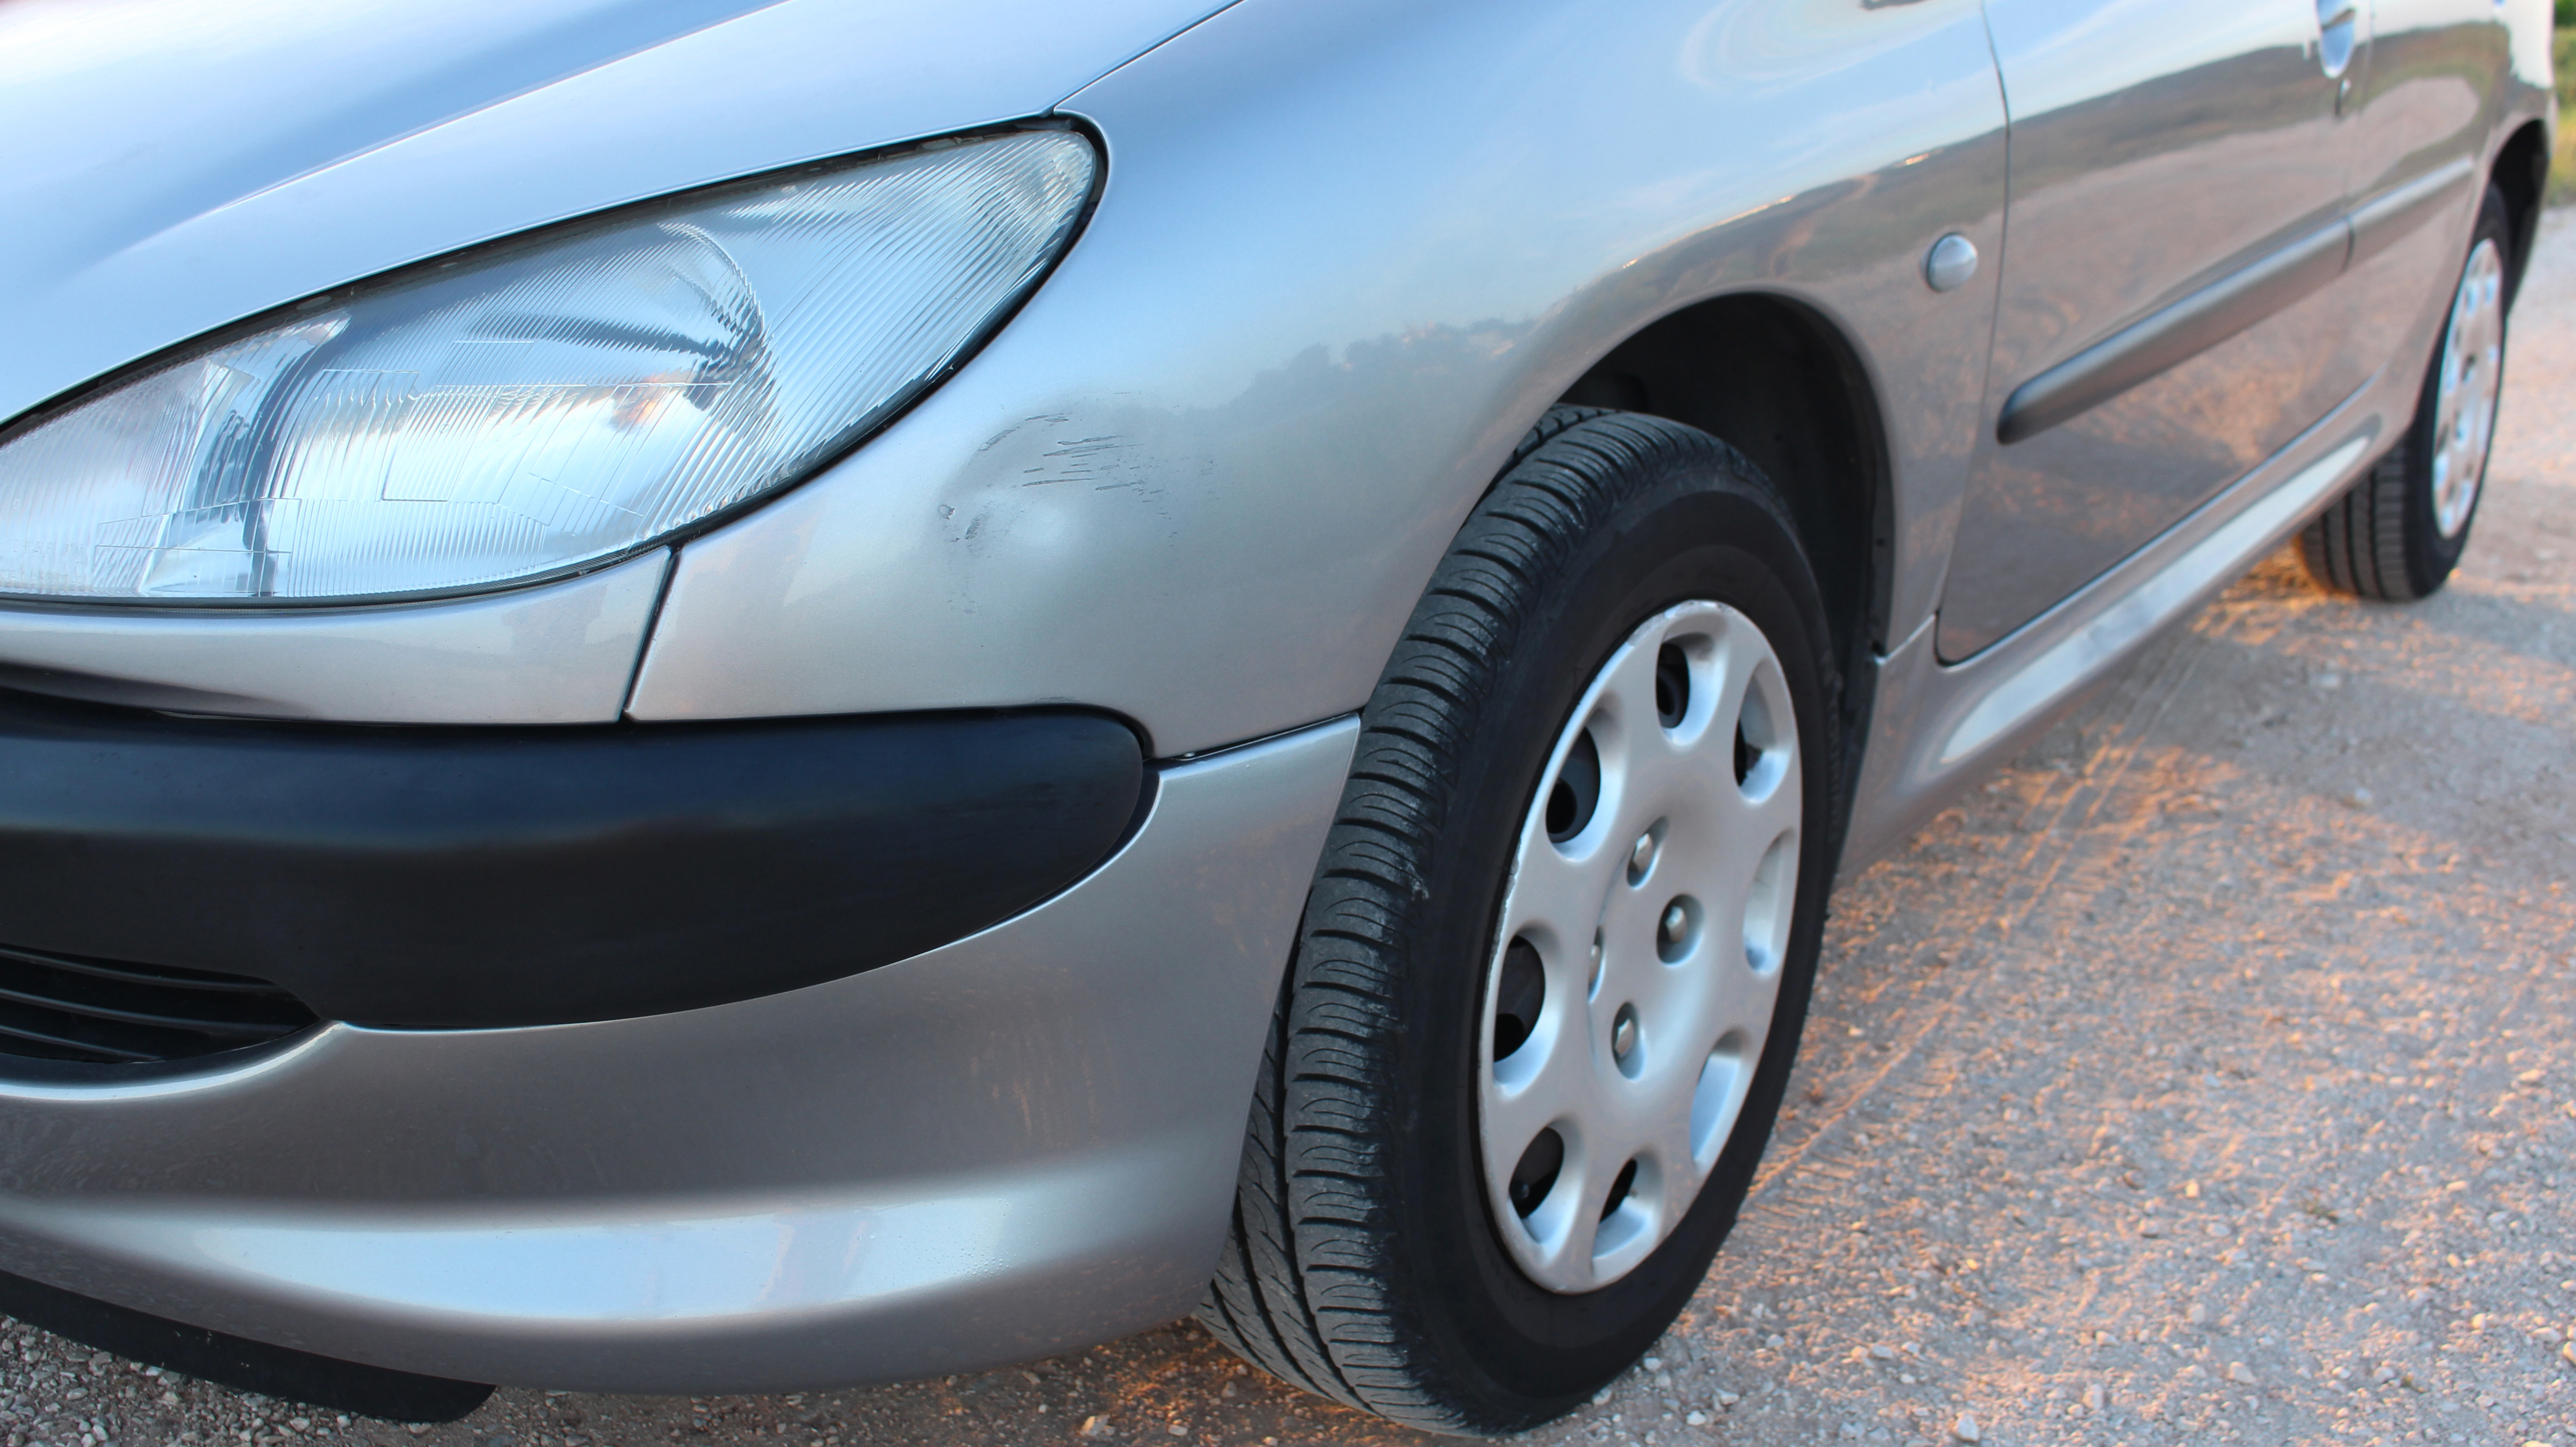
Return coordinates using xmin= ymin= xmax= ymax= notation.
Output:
xmin=0 ymin=944 xmax=314 ymax=1065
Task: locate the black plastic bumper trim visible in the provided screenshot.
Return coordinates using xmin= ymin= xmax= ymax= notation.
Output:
xmin=0 ymin=690 xmax=1146 ymax=1032
xmin=0 ymin=1268 xmax=492 ymax=1422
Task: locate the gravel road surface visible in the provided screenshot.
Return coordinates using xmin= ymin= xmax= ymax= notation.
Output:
xmin=6 ymin=216 xmax=2571 ymax=1447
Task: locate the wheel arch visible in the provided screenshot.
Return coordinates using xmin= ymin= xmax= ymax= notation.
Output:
xmin=2491 ymin=118 xmax=2549 ymax=310
xmin=1554 ymin=292 xmax=1894 ymax=785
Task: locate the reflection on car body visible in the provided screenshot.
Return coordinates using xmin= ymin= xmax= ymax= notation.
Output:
xmin=0 ymin=0 xmax=2552 ymax=1433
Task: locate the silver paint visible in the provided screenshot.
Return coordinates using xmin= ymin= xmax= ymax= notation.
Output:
xmin=0 ymin=0 xmax=1229 ymax=717
xmin=1840 ymin=0 xmax=2548 ymax=862
xmin=0 ymin=0 xmax=1229 ymax=424
xmin=2348 ymin=157 xmax=2478 ymax=266
xmin=1924 ymin=234 xmax=1981 ymax=293
xmin=628 ymin=0 xmax=2013 ymax=755
xmin=1936 ymin=0 xmax=2379 ymax=659
xmin=0 ymin=716 xmax=1355 ymax=1392
xmin=0 ymin=551 xmax=666 ymax=723
xmin=0 ymin=0 xmax=2550 ymax=1397
xmin=1844 ymin=383 xmax=2394 ymax=871
xmin=1993 ymin=215 xmax=2353 ymax=446
xmin=1940 ymin=429 xmax=2372 ymax=766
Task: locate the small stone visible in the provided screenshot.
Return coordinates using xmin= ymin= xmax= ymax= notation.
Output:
xmin=289 ymin=1422 xmax=310 ymax=1434
xmin=1716 ymin=1391 xmax=1741 ymax=1407
xmin=2085 ymin=1384 xmax=2105 ymax=1410
xmin=1766 ymin=1334 xmax=1785 ymax=1350
xmin=2186 ymin=1302 xmax=2208 ymax=1325
xmin=1951 ymin=1412 xmax=1981 ymax=1443
xmin=406 ymin=1429 xmax=431 ymax=1440
xmin=1166 ymin=1425 xmax=1188 ymax=1437
xmin=1642 ymin=1357 xmax=1663 ymax=1372
xmin=2139 ymin=1220 xmax=2163 ymax=1238
xmin=1685 ymin=1411 xmax=1709 ymax=1427
xmin=1870 ymin=1344 xmax=1896 ymax=1361
xmin=1079 ymin=1416 xmax=1114 ymax=1440
xmin=1594 ymin=1388 xmax=1614 ymax=1406
xmin=2226 ymin=1362 xmax=2255 ymax=1385
xmin=2346 ymin=787 xmax=2373 ymax=808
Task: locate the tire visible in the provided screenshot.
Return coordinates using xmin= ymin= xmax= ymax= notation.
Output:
xmin=1197 ymin=409 xmax=1845 ymax=1435
xmin=2300 ymin=183 xmax=2514 ymax=601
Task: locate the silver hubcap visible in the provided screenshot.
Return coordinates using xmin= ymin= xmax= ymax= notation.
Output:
xmin=1476 ymin=600 xmax=1801 ymax=1293
xmin=2431 ymin=237 xmax=2505 ymax=540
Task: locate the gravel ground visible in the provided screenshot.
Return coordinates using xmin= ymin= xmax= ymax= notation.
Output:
xmin=5 ymin=216 xmax=2572 ymax=1447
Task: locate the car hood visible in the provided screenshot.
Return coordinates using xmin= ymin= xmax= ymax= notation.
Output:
xmin=0 ymin=0 xmax=1224 ymax=425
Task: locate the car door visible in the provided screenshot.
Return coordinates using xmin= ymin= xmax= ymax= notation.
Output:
xmin=2331 ymin=0 xmax=2514 ymax=380
xmin=1935 ymin=0 xmax=2370 ymax=660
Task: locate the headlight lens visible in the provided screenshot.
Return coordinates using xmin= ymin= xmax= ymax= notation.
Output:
xmin=0 ymin=129 xmax=1095 ymax=604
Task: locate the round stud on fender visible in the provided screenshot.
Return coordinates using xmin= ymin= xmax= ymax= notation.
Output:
xmin=1924 ymin=233 xmax=1979 ymax=293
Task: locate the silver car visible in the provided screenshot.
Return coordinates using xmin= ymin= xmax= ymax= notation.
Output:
xmin=0 ymin=0 xmax=2554 ymax=1433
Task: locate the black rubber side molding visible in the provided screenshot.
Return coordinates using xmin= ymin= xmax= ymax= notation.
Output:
xmin=0 ymin=1268 xmax=492 ymax=1422
xmin=0 ymin=691 xmax=1145 ymax=1030
xmin=1996 ymin=216 xmax=2350 ymax=445
xmin=1995 ymin=158 xmax=2478 ymax=447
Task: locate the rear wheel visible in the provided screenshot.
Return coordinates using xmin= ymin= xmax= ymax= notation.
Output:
xmin=1197 ymin=410 xmax=1843 ymax=1435
xmin=2300 ymin=184 xmax=2513 ymax=601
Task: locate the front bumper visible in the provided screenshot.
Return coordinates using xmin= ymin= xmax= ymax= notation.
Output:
xmin=0 ymin=714 xmax=1355 ymax=1393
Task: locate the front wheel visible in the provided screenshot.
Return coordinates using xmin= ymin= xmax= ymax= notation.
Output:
xmin=2300 ymin=183 xmax=2514 ymax=601
xmin=1198 ymin=410 xmax=1844 ymax=1435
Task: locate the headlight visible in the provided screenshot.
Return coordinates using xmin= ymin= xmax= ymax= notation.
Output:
xmin=0 ymin=129 xmax=1096 ymax=604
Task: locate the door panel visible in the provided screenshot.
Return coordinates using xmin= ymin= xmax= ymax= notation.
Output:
xmin=2334 ymin=0 xmax=2511 ymax=381
xmin=1936 ymin=0 xmax=2364 ymax=660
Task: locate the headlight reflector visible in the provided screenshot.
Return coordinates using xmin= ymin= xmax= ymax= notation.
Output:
xmin=0 ymin=129 xmax=1095 ymax=604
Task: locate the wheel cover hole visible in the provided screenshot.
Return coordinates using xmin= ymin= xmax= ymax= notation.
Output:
xmin=1546 ymin=729 xmax=1602 ymax=844
xmin=1600 ymin=1157 xmax=1640 ymax=1222
xmin=1654 ymin=643 xmax=1690 ymax=728
xmin=1509 ymin=1128 xmax=1565 ymax=1218
xmin=1493 ymin=936 xmax=1546 ymax=1061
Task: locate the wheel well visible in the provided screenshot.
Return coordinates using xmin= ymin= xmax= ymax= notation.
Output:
xmin=2493 ymin=120 xmax=2549 ymax=310
xmin=1557 ymin=293 xmax=1892 ymax=738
